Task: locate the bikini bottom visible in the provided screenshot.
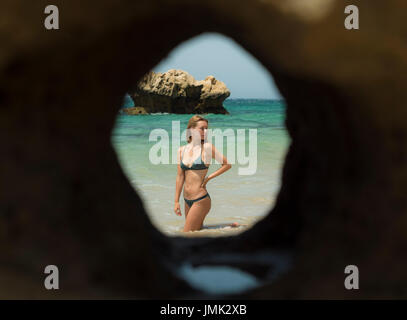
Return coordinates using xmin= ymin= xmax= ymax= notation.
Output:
xmin=184 ymin=193 xmax=210 ymax=208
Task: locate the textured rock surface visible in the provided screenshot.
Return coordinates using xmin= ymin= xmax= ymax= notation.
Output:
xmin=128 ymin=69 xmax=230 ymax=114
xmin=1 ymin=0 xmax=407 ymax=299
xmin=120 ymin=106 xmax=148 ymax=115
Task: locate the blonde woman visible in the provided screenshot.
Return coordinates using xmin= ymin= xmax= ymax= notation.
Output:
xmin=174 ymin=115 xmax=234 ymax=232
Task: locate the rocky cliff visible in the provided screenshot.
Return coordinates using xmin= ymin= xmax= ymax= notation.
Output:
xmin=121 ymin=69 xmax=230 ymax=114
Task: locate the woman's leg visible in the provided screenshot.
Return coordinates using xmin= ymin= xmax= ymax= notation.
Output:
xmin=183 ymin=196 xmax=211 ymax=232
xmin=184 ymin=201 xmax=191 ymax=220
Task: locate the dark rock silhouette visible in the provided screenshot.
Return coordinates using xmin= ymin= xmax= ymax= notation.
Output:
xmin=1 ymin=0 xmax=407 ymax=299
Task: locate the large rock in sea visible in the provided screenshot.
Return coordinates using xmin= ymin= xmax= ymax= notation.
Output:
xmin=122 ymin=69 xmax=230 ymax=115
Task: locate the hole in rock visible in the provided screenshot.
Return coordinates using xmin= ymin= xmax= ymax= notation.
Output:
xmin=111 ymin=33 xmax=290 ymax=240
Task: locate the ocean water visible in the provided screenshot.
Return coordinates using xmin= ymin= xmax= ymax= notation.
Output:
xmin=111 ymin=99 xmax=290 ymax=237
xmin=178 ymin=263 xmax=259 ymax=294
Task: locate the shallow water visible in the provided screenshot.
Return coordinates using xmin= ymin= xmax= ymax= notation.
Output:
xmin=111 ymin=99 xmax=290 ymax=236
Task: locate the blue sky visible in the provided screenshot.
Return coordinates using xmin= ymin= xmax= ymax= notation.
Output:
xmin=153 ymin=32 xmax=282 ymax=99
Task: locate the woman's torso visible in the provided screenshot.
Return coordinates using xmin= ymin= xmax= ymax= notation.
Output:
xmin=181 ymin=142 xmax=210 ymax=199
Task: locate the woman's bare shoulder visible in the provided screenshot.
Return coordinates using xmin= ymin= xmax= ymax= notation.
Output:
xmin=203 ymin=141 xmax=214 ymax=148
xmin=205 ymin=141 xmax=220 ymax=152
xmin=178 ymin=145 xmax=186 ymax=157
xmin=202 ymin=141 xmax=213 ymax=151
xmin=179 ymin=144 xmax=187 ymax=151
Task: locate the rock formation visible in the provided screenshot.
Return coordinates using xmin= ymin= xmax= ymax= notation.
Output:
xmin=122 ymin=69 xmax=230 ymax=114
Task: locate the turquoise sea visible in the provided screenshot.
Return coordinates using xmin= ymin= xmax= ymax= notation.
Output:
xmin=111 ymin=99 xmax=290 ymax=237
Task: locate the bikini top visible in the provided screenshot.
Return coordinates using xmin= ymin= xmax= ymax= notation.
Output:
xmin=180 ymin=144 xmax=209 ymax=171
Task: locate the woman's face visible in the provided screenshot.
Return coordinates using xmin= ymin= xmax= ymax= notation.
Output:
xmin=190 ymin=120 xmax=208 ymax=142
xmin=196 ymin=120 xmax=208 ymax=140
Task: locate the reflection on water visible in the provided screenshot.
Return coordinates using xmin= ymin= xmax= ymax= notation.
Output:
xmin=178 ymin=263 xmax=260 ymax=294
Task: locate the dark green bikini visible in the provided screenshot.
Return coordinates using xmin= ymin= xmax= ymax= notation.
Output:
xmin=181 ymin=144 xmax=210 ymax=207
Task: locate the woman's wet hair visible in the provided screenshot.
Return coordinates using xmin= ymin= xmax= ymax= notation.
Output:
xmin=186 ymin=115 xmax=208 ymax=143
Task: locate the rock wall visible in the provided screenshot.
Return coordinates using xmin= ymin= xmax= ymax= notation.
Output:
xmin=1 ymin=0 xmax=407 ymax=298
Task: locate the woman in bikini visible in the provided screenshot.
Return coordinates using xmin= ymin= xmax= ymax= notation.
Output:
xmin=174 ymin=115 xmax=235 ymax=232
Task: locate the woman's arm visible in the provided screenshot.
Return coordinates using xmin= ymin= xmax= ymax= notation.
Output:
xmin=174 ymin=147 xmax=185 ymax=215
xmin=202 ymin=143 xmax=231 ymax=186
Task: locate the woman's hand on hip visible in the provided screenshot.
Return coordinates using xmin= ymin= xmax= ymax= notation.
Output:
xmin=201 ymin=177 xmax=210 ymax=188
